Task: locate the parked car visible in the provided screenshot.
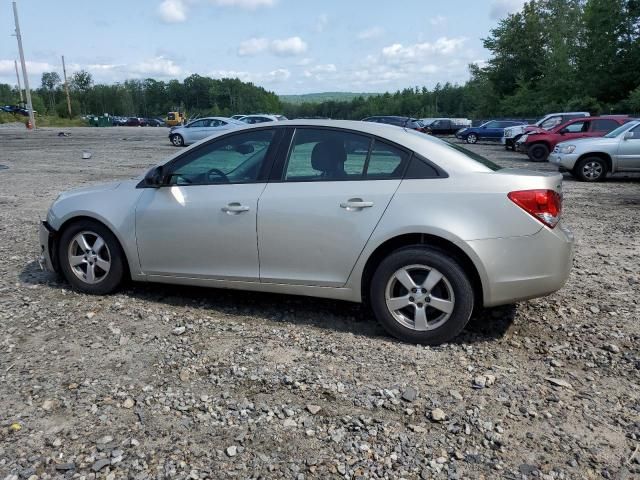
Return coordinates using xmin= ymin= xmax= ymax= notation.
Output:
xmin=362 ymin=116 xmax=427 ymax=133
xmin=145 ymin=118 xmax=166 ymax=127
xmin=125 ymin=117 xmax=147 ymax=127
xmin=519 ymin=116 xmax=633 ymax=162
xmin=239 ymin=114 xmax=285 ymax=124
xmin=423 ymin=118 xmax=472 ymax=135
xmin=502 ymin=112 xmax=590 ymax=150
xmin=1 ymin=104 xmax=30 ymax=116
xmin=549 ymin=120 xmax=640 ymax=181
xmin=455 ymin=120 xmax=527 ymax=144
xmin=231 ymin=115 xmax=246 ymax=120
xmin=38 ymin=120 xmax=573 ymax=345
xmin=168 ymin=117 xmax=245 ymax=146
xmin=111 ymin=116 xmax=127 ymax=126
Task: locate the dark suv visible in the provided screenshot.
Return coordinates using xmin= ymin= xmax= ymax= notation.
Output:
xmin=362 ymin=116 xmax=427 ymax=133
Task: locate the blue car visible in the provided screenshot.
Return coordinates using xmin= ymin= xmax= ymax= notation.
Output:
xmin=455 ymin=120 xmax=527 ymax=144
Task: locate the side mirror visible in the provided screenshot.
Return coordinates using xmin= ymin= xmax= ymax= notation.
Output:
xmin=144 ymin=165 xmax=164 ymax=187
xmin=624 ymin=131 xmax=634 ymax=140
xmin=235 ymin=144 xmax=254 ymax=154
xmin=559 ymin=129 xmax=566 ymax=135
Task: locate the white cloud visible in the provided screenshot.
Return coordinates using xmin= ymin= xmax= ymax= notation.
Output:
xmin=381 ymin=37 xmax=466 ymax=63
xmin=238 ymin=38 xmax=269 ymax=56
xmin=315 ymin=13 xmax=329 ymax=33
xmin=209 ymin=0 xmax=276 ymax=9
xmin=303 ymin=63 xmax=337 ymax=78
xmin=0 ymin=60 xmax=56 ymax=76
xmin=490 ymin=0 xmax=526 ymax=20
xmin=296 ymin=57 xmax=313 ymax=66
xmin=270 ymin=36 xmax=308 ymax=56
xmin=209 ymin=67 xmax=290 ymax=83
xmin=429 ymin=15 xmax=446 ymax=26
xmin=264 ymin=68 xmax=290 ymax=82
xmin=357 ymin=27 xmax=384 ymax=40
xmin=157 ymin=0 xmax=187 ymax=23
xmin=128 ymin=56 xmax=183 ymax=77
xmin=237 ymin=36 xmax=307 ymax=57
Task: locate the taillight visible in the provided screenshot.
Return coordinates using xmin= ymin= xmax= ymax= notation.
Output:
xmin=508 ymin=189 xmax=562 ymax=228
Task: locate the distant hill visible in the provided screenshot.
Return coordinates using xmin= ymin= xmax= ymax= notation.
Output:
xmin=280 ymin=92 xmax=379 ymax=104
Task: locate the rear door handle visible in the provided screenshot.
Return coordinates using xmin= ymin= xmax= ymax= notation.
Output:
xmin=221 ymin=202 xmax=250 ymax=214
xmin=340 ymin=198 xmax=374 ymax=210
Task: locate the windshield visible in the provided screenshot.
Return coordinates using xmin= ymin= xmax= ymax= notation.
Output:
xmin=605 ymin=121 xmax=638 ymax=138
xmin=442 ymin=139 xmax=502 ymax=171
xmin=539 ymin=116 xmax=562 ymax=130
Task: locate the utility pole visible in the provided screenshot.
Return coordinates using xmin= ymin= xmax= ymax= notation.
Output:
xmin=12 ymin=1 xmax=36 ymax=129
xmin=14 ymin=59 xmax=23 ymax=103
xmin=61 ymin=55 xmax=72 ymax=118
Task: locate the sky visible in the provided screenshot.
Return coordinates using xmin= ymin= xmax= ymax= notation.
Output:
xmin=0 ymin=0 xmax=527 ymax=95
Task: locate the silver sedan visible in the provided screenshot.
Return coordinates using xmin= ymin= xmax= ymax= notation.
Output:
xmin=168 ymin=117 xmax=245 ymax=146
xmin=39 ymin=120 xmax=573 ymax=345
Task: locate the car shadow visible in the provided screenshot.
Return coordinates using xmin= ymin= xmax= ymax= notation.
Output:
xmin=20 ymin=260 xmax=516 ymax=346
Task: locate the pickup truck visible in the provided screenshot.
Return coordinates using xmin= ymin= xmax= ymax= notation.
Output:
xmin=422 ymin=118 xmax=471 ymax=135
xmin=502 ymin=112 xmax=590 ymax=150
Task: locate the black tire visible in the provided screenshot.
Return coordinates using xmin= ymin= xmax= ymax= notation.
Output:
xmin=369 ymin=247 xmax=474 ymax=345
xmin=58 ymin=219 xmax=125 ymax=295
xmin=466 ymin=133 xmax=478 ymax=144
xmin=527 ymin=143 xmax=549 ymax=162
xmin=170 ymin=134 xmax=184 ymax=147
xmin=574 ymin=156 xmax=607 ymax=182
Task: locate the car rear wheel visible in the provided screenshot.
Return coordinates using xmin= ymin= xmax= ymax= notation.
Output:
xmin=58 ymin=220 xmax=125 ymax=295
xmin=466 ymin=133 xmax=478 ymax=144
xmin=575 ymin=157 xmax=607 ymax=182
xmin=369 ymin=247 xmax=474 ymax=345
xmin=527 ymin=143 xmax=549 ymax=162
xmin=170 ymin=134 xmax=184 ymax=147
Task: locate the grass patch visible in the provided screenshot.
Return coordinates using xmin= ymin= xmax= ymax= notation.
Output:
xmin=0 ymin=112 xmax=88 ymax=127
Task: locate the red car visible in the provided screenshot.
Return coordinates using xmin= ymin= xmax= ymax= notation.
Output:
xmin=521 ymin=116 xmax=633 ymax=162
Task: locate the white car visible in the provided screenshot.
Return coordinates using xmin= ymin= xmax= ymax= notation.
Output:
xmin=169 ymin=117 xmax=245 ymax=146
xmin=240 ymin=114 xmax=286 ymax=124
xmin=549 ymin=120 xmax=640 ymax=181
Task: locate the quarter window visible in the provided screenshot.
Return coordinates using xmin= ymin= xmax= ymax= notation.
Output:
xmin=167 ymin=129 xmax=276 ymax=185
xmin=365 ymin=140 xmax=410 ymax=179
xmin=563 ymin=121 xmax=589 ymax=133
xmin=591 ymin=119 xmax=619 ymax=132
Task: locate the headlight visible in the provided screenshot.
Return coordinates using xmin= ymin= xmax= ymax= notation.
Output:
xmin=504 ymin=128 xmax=513 ymax=137
xmin=520 ymin=134 xmax=528 ymax=142
xmin=559 ymin=145 xmax=576 ymax=154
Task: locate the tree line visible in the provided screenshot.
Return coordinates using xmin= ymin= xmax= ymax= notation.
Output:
xmin=1 ymin=0 xmax=639 ymax=121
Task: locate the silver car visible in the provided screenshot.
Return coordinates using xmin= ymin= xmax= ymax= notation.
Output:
xmin=39 ymin=120 xmax=573 ymax=345
xmin=549 ymin=120 xmax=640 ymax=181
xmin=169 ymin=117 xmax=245 ymax=146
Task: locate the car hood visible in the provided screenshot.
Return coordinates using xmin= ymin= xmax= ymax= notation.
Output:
xmin=556 ymin=137 xmax=618 ymax=148
xmin=57 ymin=181 xmax=122 ymax=200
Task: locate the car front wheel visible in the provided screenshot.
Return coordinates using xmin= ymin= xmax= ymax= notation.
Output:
xmin=170 ymin=134 xmax=184 ymax=147
xmin=466 ymin=133 xmax=478 ymax=144
xmin=574 ymin=157 xmax=607 ymax=182
xmin=527 ymin=143 xmax=550 ymax=162
xmin=58 ymin=220 xmax=125 ymax=295
xmin=369 ymin=247 xmax=474 ymax=345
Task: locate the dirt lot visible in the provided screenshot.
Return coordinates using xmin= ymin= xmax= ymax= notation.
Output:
xmin=0 ymin=126 xmax=638 ymax=480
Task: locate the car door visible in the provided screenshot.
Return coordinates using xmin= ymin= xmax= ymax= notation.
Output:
xmin=478 ymin=121 xmax=500 ymax=139
xmin=558 ymin=119 xmax=591 ymax=141
xmin=183 ymin=119 xmax=207 ymax=143
xmin=135 ymin=128 xmax=282 ymax=280
xmin=617 ymin=123 xmax=640 ymax=170
xmin=258 ymin=127 xmax=410 ymax=287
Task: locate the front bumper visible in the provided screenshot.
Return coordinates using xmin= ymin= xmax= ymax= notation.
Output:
xmin=38 ymin=221 xmax=57 ymax=272
xmin=548 ymin=152 xmax=579 ymax=171
xmin=468 ymin=224 xmax=574 ymax=307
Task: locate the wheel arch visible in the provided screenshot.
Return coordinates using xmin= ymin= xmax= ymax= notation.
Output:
xmin=359 ymin=233 xmax=485 ymax=310
xmin=576 ymin=152 xmax=612 ymax=173
xmin=53 ymin=214 xmax=133 ymax=279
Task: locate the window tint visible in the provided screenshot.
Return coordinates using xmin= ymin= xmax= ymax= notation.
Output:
xmin=365 ymin=140 xmax=410 ymax=179
xmin=284 ymin=129 xmax=370 ymax=181
xmin=630 ymin=124 xmax=640 ymax=136
xmin=167 ymin=129 xmax=275 ymax=185
xmin=563 ymin=121 xmax=589 ymax=133
xmin=591 ymin=119 xmax=619 ymax=132
xmin=404 ymin=156 xmax=440 ymax=179
xmin=484 ymin=121 xmax=499 ymax=128
xmin=189 ymin=120 xmax=205 ymax=128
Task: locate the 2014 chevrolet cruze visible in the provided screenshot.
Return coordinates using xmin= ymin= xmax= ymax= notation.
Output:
xmin=39 ymin=120 xmax=574 ymax=344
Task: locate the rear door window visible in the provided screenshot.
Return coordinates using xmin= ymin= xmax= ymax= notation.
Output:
xmin=563 ymin=120 xmax=589 ymax=133
xmin=590 ymin=119 xmax=619 ymax=132
xmin=365 ymin=140 xmax=410 ymax=179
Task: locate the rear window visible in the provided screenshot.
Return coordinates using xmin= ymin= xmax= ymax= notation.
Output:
xmin=442 ymin=140 xmax=502 ymax=171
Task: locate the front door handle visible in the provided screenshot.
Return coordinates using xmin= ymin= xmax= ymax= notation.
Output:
xmin=221 ymin=202 xmax=250 ymax=214
xmin=340 ymin=198 xmax=374 ymax=210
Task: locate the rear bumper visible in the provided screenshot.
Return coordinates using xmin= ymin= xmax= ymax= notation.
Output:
xmin=38 ymin=221 xmax=57 ymax=273
xmin=468 ymin=224 xmax=574 ymax=307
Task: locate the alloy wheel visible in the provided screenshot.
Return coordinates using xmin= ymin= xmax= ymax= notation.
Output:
xmin=385 ymin=264 xmax=455 ymax=331
xmin=67 ymin=231 xmax=111 ymax=284
xmin=582 ymin=160 xmax=604 ymax=180
xmin=467 ymin=134 xmax=477 ymax=144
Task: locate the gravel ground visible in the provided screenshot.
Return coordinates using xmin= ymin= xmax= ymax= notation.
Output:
xmin=1 ymin=127 xmax=639 ymax=480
